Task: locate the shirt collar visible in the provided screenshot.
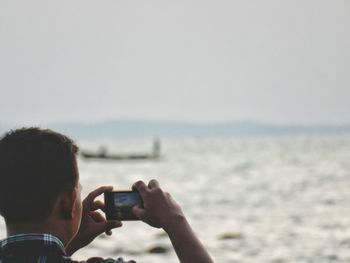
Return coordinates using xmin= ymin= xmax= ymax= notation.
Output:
xmin=0 ymin=233 xmax=66 ymax=256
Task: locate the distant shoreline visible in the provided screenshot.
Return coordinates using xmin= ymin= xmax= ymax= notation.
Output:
xmin=1 ymin=120 xmax=350 ymax=139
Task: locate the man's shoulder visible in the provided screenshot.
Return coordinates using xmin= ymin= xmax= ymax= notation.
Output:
xmin=35 ymin=256 xmax=134 ymax=263
xmin=0 ymin=256 xmax=133 ymax=263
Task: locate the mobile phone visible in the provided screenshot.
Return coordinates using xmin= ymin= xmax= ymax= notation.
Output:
xmin=104 ymin=190 xmax=143 ymax=221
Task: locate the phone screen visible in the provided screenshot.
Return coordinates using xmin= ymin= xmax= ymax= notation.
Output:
xmin=104 ymin=191 xmax=143 ymax=221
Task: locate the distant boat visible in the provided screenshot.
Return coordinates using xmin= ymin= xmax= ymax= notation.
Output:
xmin=80 ymin=139 xmax=161 ymax=161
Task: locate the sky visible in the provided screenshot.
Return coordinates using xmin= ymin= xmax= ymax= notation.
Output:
xmin=0 ymin=0 xmax=349 ymax=126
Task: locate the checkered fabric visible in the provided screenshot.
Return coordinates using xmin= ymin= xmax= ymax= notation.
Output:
xmin=0 ymin=234 xmax=134 ymax=263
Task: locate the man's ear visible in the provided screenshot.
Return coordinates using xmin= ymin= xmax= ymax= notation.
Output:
xmin=58 ymin=188 xmax=77 ymax=220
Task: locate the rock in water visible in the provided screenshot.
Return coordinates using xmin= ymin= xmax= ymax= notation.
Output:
xmin=147 ymin=245 xmax=168 ymax=254
xmin=218 ymin=232 xmax=242 ymax=240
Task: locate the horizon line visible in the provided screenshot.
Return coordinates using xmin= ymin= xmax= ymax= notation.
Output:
xmin=1 ymin=118 xmax=350 ymax=128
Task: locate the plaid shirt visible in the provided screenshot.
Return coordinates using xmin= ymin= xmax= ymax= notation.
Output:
xmin=0 ymin=234 xmax=135 ymax=263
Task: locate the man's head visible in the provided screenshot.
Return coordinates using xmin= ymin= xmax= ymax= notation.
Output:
xmin=0 ymin=128 xmax=82 ymax=236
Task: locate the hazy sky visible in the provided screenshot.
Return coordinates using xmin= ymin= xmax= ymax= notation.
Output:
xmin=0 ymin=0 xmax=349 ymax=125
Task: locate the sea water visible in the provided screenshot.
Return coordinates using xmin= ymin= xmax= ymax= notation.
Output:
xmin=1 ymin=134 xmax=349 ymax=263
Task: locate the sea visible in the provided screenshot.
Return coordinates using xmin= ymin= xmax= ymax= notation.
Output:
xmin=1 ymin=134 xmax=349 ymax=263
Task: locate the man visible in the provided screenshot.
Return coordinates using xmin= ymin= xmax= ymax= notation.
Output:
xmin=0 ymin=128 xmax=213 ymax=263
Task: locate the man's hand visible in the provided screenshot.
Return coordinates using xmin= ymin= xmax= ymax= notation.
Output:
xmin=66 ymin=186 xmax=122 ymax=256
xmin=132 ymin=180 xmax=214 ymax=263
xmin=132 ymin=180 xmax=185 ymax=231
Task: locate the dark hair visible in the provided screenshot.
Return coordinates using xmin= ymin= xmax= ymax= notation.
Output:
xmin=0 ymin=127 xmax=79 ymax=224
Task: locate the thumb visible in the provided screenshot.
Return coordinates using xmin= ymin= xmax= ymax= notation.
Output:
xmin=132 ymin=205 xmax=145 ymax=220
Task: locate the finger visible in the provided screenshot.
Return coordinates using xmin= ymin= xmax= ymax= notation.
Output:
xmin=132 ymin=181 xmax=149 ymax=198
xmin=105 ymin=220 xmax=122 ymax=231
xmin=105 ymin=219 xmax=122 ymax=236
xmin=148 ymin=179 xmax=160 ymax=189
xmin=90 ymin=211 xmax=108 ymax=236
xmin=89 ymin=211 xmax=121 ymax=228
xmin=83 ymin=186 xmax=113 ymax=209
xmin=89 ymin=211 xmax=122 ymax=236
xmin=132 ymin=204 xmax=145 ymax=220
xmin=89 ymin=211 xmax=105 ymax=223
xmin=96 ymin=220 xmax=122 ymax=236
xmin=91 ymin=200 xmax=105 ymax=212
